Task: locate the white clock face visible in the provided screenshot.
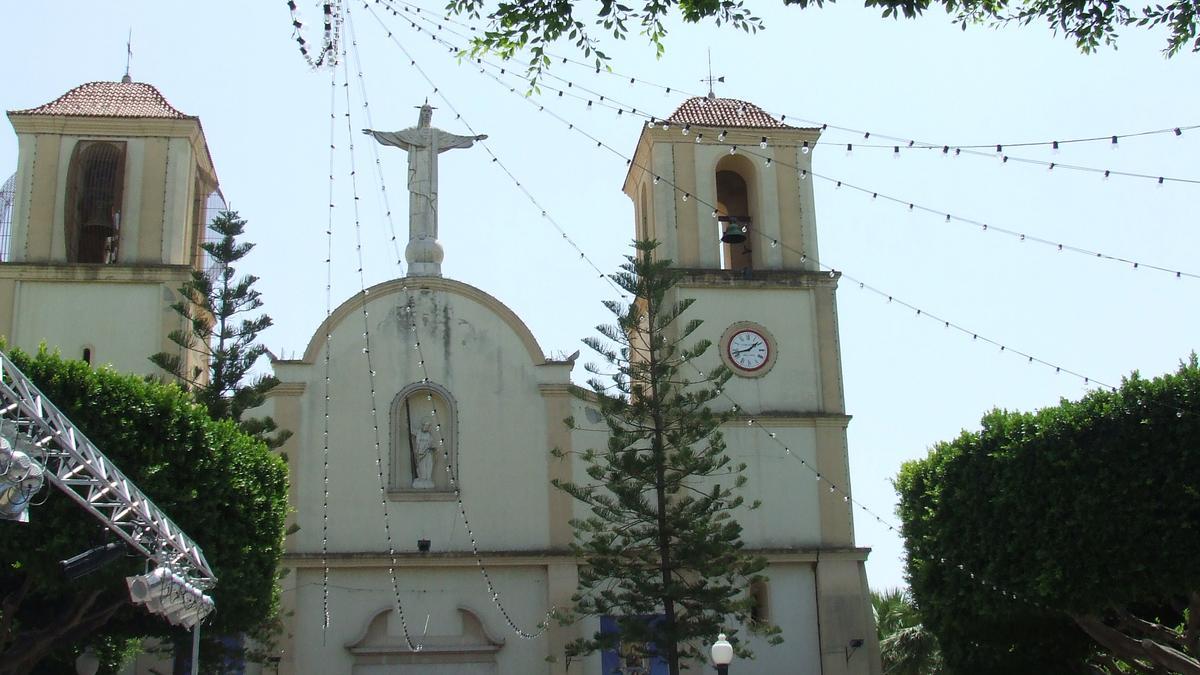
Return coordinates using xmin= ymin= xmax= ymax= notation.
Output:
xmin=727 ymin=329 xmax=770 ymax=371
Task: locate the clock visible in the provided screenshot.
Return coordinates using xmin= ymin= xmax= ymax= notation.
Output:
xmin=720 ymin=323 xmax=777 ymax=376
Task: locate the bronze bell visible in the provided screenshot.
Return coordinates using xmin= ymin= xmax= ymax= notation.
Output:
xmin=720 ymin=218 xmax=747 ymax=244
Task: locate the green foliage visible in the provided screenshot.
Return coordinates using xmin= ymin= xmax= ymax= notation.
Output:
xmin=553 ymin=241 xmax=779 ymax=675
xmin=151 ymin=210 xmax=289 ymax=449
xmin=447 ymin=0 xmax=1196 ymax=83
xmin=895 ymin=356 xmax=1200 ymax=674
xmin=0 ymin=347 xmax=288 ymax=673
xmin=871 ymin=588 xmax=943 ymax=675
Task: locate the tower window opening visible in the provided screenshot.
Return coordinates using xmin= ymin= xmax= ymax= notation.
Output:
xmin=749 ymin=580 xmax=771 ymax=624
xmin=715 ymin=168 xmax=753 ymax=271
xmin=66 ymin=142 xmax=125 ymax=264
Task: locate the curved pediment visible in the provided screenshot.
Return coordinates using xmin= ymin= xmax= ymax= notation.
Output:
xmin=297 ymin=277 xmax=546 ymax=366
xmin=345 ymin=604 xmax=505 ymax=658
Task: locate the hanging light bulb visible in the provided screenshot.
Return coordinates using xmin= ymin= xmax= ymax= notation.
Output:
xmin=800 ymin=169 xmax=807 ymax=180
xmin=801 ymin=140 xmax=810 ymax=154
xmin=765 ymin=157 xmax=772 ymax=167
xmin=695 ymin=133 xmax=703 ymax=144
xmin=681 ymin=193 xmax=689 ymax=202
xmin=845 ymin=143 xmax=853 ymax=155
xmin=1052 ymin=140 xmax=1060 ymax=153
xmin=729 ymin=145 xmax=737 ymax=155
xmin=653 ymin=175 xmax=660 ymax=185
xmin=718 ymin=130 xmax=727 ymax=141
xmin=682 ymin=124 xmax=690 ymax=135
xmin=893 ymin=146 xmax=900 ymax=158
xmin=759 ymin=136 xmax=768 ymax=149
xmin=1111 ymin=135 xmax=1119 ymax=150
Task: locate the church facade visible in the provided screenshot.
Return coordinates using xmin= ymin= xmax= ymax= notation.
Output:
xmin=4 ymin=81 xmax=879 ymax=674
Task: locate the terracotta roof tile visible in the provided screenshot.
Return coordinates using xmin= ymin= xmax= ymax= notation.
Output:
xmin=9 ymin=81 xmax=192 ymax=119
xmin=665 ymin=96 xmax=789 ymax=129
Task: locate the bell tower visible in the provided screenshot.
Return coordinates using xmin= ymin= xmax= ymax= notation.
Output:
xmin=624 ymin=97 xmax=881 ymax=674
xmin=1 ymin=79 xmax=219 ymax=377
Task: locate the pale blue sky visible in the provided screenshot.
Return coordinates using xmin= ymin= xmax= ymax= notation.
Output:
xmin=3 ymin=2 xmax=1198 ymax=597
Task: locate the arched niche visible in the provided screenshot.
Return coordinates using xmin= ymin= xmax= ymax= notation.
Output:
xmin=65 ymin=141 xmax=125 ymax=264
xmin=714 ymin=154 xmax=758 ymax=271
xmin=389 ymin=381 xmax=458 ymax=499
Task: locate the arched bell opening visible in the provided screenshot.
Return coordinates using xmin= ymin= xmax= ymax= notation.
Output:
xmin=65 ymin=142 xmax=125 ymax=264
xmin=714 ymin=155 xmax=757 ymax=271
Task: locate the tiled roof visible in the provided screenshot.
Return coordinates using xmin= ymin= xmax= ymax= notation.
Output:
xmin=9 ymin=81 xmax=193 ymax=119
xmin=666 ymin=96 xmax=789 ymax=129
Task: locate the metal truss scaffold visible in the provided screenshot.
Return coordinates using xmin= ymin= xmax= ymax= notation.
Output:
xmin=0 ymin=350 xmax=216 ymax=590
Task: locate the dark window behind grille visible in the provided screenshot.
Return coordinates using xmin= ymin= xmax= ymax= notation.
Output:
xmin=66 ymin=142 xmax=125 ymax=263
xmin=0 ymin=173 xmax=15 ymax=263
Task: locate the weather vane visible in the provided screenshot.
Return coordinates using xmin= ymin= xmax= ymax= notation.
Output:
xmin=702 ymin=49 xmax=724 ymax=100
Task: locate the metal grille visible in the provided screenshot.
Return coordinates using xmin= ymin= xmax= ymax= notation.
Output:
xmin=0 ymin=173 xmax=15 ymax=262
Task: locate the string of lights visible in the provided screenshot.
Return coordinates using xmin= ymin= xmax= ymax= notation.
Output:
xmin=344 ymin=1 xmax=557 ymax=639
xmin=320 ymin=58 xmax=337 ymax=635
xmin=332 ymin=33 xmax=425 ymax=650
xmin=753 ymin=146 xmax=1199 ymax=280
xmin=377 ymin=5 xmax=1199 ymax=283
xmin=287 ymin=0 xmax=342 ymax=68
xmin=358 ymin=0 xmax=1133 ymax=618
xmin=376 ymin=0 xmax=1198 ymax=183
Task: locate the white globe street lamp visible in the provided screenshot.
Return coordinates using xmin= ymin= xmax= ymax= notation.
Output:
xmin=711 ymin=633 xmax=733 ymax=674
xmin=75 ymin=646 xmax=100 ymax=675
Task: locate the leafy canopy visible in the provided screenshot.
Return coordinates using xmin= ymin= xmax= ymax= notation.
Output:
xmin=0 ymin=347 xmax=288 ymax=674
xmin=554 ymin=240 xmax=780 ymax=674
xmin=895 ymin=356 xmax=1200 ymax=674
xmin=448 ymin=0 xmax=1198 ymax=82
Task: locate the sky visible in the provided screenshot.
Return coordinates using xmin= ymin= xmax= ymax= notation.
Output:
xmin=2 ymin=2 xmax=1198 ymax=595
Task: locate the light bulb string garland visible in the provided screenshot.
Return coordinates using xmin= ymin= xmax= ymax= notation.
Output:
xmin=287 ymin=0 xmax=343 ymax=68
xmin=345 ymin=3 xmax=558 ymax=639
xmin=344 ymin=8 xmax=406 ymax=268
xmin=360 ymin=1 xmax=613 ymax=283
xmin=335 ymin=29 xmax=426 ymax=651
xmin=388 ymin=12 xmax=1199 ymax=281
xmin=361 ymin=3 xmax=1112 ymax=614
xmin=443 ymin=52 xmax=1138 ymax=396
xmin=397 ymin=2 xmax=1199 ymax=187
xmin=320 ymin=60 xmax=340 ymax=636
xmin=377 ymin=5 xmax=1200 ymax=200
xmin=738 ymin=143 xmax=1199 ymax=281
xmin=374 ymin=0 xmax=1198 ymax=177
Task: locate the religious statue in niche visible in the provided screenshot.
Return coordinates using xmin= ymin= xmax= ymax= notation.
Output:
xmin=409 ymin=419 xmax=436 ymax=489
xmin=392 ymin=387 xmax=454 ymax=493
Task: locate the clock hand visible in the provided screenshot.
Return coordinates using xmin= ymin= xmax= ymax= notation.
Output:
xmin=733 ymin=341 xmax=763 ymax=355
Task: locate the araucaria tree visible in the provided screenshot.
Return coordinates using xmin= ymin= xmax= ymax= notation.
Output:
xmin=152 ymin=210 xmax=288 ymax=448
xmin=896 ymin=356 xmax=1200 ymax=675
xmin=554 ymin=241 xmax=780 ymax=674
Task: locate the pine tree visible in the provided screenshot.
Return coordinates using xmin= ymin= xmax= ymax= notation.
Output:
xmin=554 ymin=240 xmax=781 ymax=674
xmin=151 ymin=210 xmax=289 ymax=449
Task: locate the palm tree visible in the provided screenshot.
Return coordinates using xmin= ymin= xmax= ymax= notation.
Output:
xmin=872 ymin=588 xmax=943 ymax=675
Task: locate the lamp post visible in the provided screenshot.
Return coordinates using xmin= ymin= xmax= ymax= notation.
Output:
xmin=711 ymin=633 xmax=733 ymax=674
xmin=75 ymin=646 xmax=100 ymax=675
